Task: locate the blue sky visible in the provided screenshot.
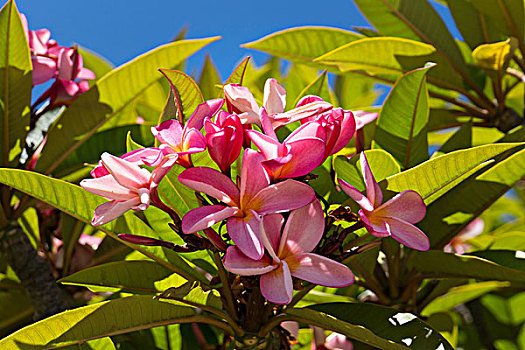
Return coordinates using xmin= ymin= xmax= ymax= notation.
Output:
xmin=18 ymin=0 xmax=458 ymax=81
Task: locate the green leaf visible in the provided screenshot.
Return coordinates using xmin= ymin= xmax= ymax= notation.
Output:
xmin=59 ymin=261 xmax=184 ymax=294
xmin=421 ymin=281 xmax=510 ymax=316
xmin=0 ymin=0 xmax=31 ymax=166
xmin=0 ymin=291 xmax=33 ymax=338
xmin=292 ymin=70 xmax=330 ymax=107
xmin=78 ymin=46 xmax=114 ymax=82
xmin=384 ymin=143 xmax=524 ymax=205
xmin=472 ymin=38 xmax=518 ymax=75
xmin=468 ymin=250 xmax=525 ymax=272
xmin=198 ymin=54 xmax=222 ymax=101
xmin=242 ymin=26 xmax=362 ymax=68
xmin=352 ymin=0 xmax=468 ymax=72
xmin=446 ymin=0 xmax=505 ymax=50
xmin=0 ymin=168 xmax=209 ymax=284
xmin=158 ymin=69 xmax=204 ymax=123
xmin=289 ymin=302 xmax=453 ymax=349
xmin=315 ymin=37 xmax=465 ymax=93
xmin=373 ymin=64 xmax=434 ymax=169
xmin=0 ymin=296 xmax=227 ymax=349
xmin=35 ymin=37 xmax=220 ymax=174
xmin=407 ymin=250 xmax=525 ymax=282
xmin=217 ymin=56 xmax=250 ymax=98
xmin=335 ymin=73 xmax=381 ymax=109
xmin=435 ymin=120 xmax=472 ymax=156
xmin=334 ymin=149 xmax=401 ymax=192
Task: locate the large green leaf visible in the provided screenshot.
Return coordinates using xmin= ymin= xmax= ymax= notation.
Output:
xmin=158 ymin=69 xmax=204 ymax=123
xmin=289 ymin=302 xmax=453 ymax=349
xmin=35 ymin=37 xmax=219 ymax=174
xmin=353 ymin=0 xmax=468 ymax=73
xmin=408 ymin=250 xmax=525 ymax=282
xmin=315 ymin=37 xmax=465 ymax=93
xmin=59 ymin=261 xmax=183 ymax=294
xmin=216 ymin=56 xmax=250 ymax=99
xmin=373 ymin=64 xmax=433 ymax=169
xmin=0 ymin=168 xmax=208 ymax=284
xmin=0 ymin=296 xmax=228 ymax=349
xmin=334 ymin=149 xmax=401 ymax=192
xmin=335 ymin=73 xmax=380 ymax=109
xmin=198 ymin=54 xmax=222 ymax=100
xmin=384 ymin=143 xmax=524 ymax=205
xmin=0 ymin=0 xmax=31 ymax=166
xmin=242 ymin=26 xmax=362 ymax=68
xmin=0 ymin=291 xmax=33 ymax=338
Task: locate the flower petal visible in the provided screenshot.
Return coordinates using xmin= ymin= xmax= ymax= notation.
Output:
xmin=227 ymin=214 xmax=265 ymax=260
xmin=182 ymin=205 xmax=239 ymax=234
xmin=286 ymin=253 xmax=354 ymax=287
xmin=383 ymin=216 xmax=430 ymax=251
xmin=338 ymin=179 xmax=374 ymax=212
xmin=260 ymin=261 xmax=294 ymax=304
xmin=360 ymin=152 xmax=383 ymax=207
xmin=248 ymin=179 xmax=315 ymax=215
xmin=92 ymin=198 xmax=141 ymax=226
xmin=273 ymin=137 xmax=325 ymax=179
xmin=239 ymin=149 xmax=270 ymax=208
xmin=263 ymin=78 xmax=286 ymax=115
xmin=259 ymin=213 xmax=284 ymax=262
xmin=80 ymin=176 xmax=135 ymax=201
xmin=278 ymin=199 xmax=324 ymax=257
xmin=246 ymin=129 xmax=283 ymax=159
xmin=186 ymin=98 xmax=225 ymax=130
xmin=223 ymin=246 xmax=275 ymax=275
xmin=31 ymin=56 xmax=56 ymax=85
xmin=181 ymin=127 xmax=206 ymax=154
xmin=100 ymin=153 xmax=151 ymax=190
xmin=224 ymin=84 xmax=259 ymax=115
xmin=178 ymin=167 xmax=240 ymax=206
xmin=375 ymin=190 xmax=426 ymax=223
xmin=330 ymin=110 xmax=356 ymax=155
xmin=152 ymin=119 xmax=183 ymax=148
xmin=359 ymin=210 xmax=390 ymax=237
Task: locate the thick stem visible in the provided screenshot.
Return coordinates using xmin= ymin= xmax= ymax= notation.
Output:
xmin=0 ymin=221 xmax=69 ymax=320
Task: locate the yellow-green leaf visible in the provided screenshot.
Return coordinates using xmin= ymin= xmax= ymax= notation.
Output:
xmin=472 ymin=38 xmax=518 ymax=72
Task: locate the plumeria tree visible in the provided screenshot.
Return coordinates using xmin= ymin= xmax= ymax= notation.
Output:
xmin=0 ymin=0 xmax=524 ymax=349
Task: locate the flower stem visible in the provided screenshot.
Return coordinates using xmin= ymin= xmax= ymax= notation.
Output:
xmin=213 ymin=252 xmax=239 ymax=322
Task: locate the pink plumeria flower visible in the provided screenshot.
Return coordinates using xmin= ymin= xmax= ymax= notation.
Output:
xmin=204 ymin=111 xmax=244 ymax=172
xmin=247 ymin=108 xmax=326 ymax=180
xmin=151 ymin=99 xmax=224 ymax=169
xmin=298 ymin=96 xmax=357 ymax=159
xmin=339 ymin=152 xmax=429 ymax=251
xmin=91 ymin=148 xmax=164 ymax=178
xmin=444 ymin=218 xmax=484 ymax=254
xmin=81 ymin=152 xmax=170 ymax=226
xmin=224 ymin=199 xmax=354 ymax=304
xmin=224 ymin=78 xmax=332 ymax=129
xmin=179 ymin=149 xmax=315 ymax=260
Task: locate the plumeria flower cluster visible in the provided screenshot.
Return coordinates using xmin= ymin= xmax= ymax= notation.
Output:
xmin=21 ymin=14 xmax=95 ymax=108
xmin=81 ymin=77 xmax=429 ymax=305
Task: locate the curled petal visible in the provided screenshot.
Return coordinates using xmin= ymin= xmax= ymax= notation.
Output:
xmin=263 ymin=78 xmax=286 ymax=115
xmin=248 ymin=180 xmax=315 ymax=215
xmin=224 ymin=84 xmax=259 ymax=115
xmin=92 ymin=198 xmax=141 ymax=226
xmin=186 ymin=98 xmax=225 ymax=130
xmin=360 ymin=152 xmax=382 ymax=207
xmin=179 ymin=167 xmax=240 ymax=206
xmin=182 ymin=205 xmax=239 ymax=234
xmin=32 ymin=56 xmax=56 ymax=85
xmin=338 ymin=179 xmax=374 ymax=212
xmin=286 ymin=253 xmax=354 ymax=287
xmin=152 ymin=120 xmax=183 ymax=148
xmin=101 ymin=153 xmax=151 ymax=189
xmin=80 ymin=176 xmax=135 ymax=201
xmin=330 ymin=110 xmax=356 ymax=155
xmin=246 ymin=129 xmax=284 ymax=159
xmin=375 ymin=190 xmax=426 ymax=224
xmin=181 ymin=128 xmax=206 ymax=154
xmin=260 ymin=261 xmax=294 ymax=304
xmin=383 ymin=216 xmax=430 ymax=251
xmin=273 ymin=100 xmax=332 ymax=128
xmin=279 ymin=199 xmax=324 ymax=257
xmin=223 ymin=246 xmax=275 ymax=275
xmin=271 ymin=137 xmax=325 ymax=179
xmin=227 ymin=214 xmax=265 ymax=260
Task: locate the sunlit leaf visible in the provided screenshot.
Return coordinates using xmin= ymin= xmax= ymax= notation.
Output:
xmin=217 ymin=56 xmax=250 ymax=98
xmin=158 ymin=69 xmax=204 ymax=123
xmin=198 ymin=54 xmax=222 ymax=100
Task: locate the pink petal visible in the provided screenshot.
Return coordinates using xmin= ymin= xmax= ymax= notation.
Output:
xmin=285 ymin=121 xmax=326 ymax=143
xmin=330 ymin=110 xmax=356 ymax=155
xmin=273 ymin=100 xmax=332 ymax=129
xmin=383 ymin=216 xmax=430 ymax=251
xmin=260 ymin=261 xmax=294 ymax=304
xmin=375 ymin=190 xmax=426 ymax=224
xmin=31 ymin=56 xmax=56 ymax=85
xmin=152 ymin=120 xmax=183 ymax=148
xmin=77 ymin=68 xmax=96 ymax=80
xmin=263 ymin=78 xmax=286 ymax=115
xmin=272 ymin=137 xmax=325 ymax=179
xmin=259 ymin=213 xmax=284 ymax=262
xmin=360 ymin=152 xmax=383 ymax=207
xmin=239 ymin=149 xmax=270 ymax=208
xmin=223 ymin=246 xmax=275 ymax=275
xmin=150 ymin=156 xmax=178 ymax=188
xmin=359 ymin=210 xmax=390 ymax=237
xmin=186 ymin=98 xmax=225 ymax=130
xmin=80 ymin=175 xmax=135 ymax=201
xmin=325 ymin=333 xmax=353 ymax=350
xmin=181 ymin=127 xmax=206 ymax=154
xmin=227 ymin=214 xmax=265 ymax=260
xmin=278 ymin=199 xmax=324 ymax=258
xmin=60 ymin=80 xmax=80 ymax=96
xmin=259 ymin=107 xmax=278 ymax=140
xmin=224 ymin=84 xmax=259 ymax=115
xmin=354 ymin=111 xmax=378 ymax=130
xmin=248 ymin=179 xmax=315 ymax=215
xmin=338 ymin=179 xmax=374 ymax=212
xmin=286 ymin=253 xmax=354 ymax=287
xmin=246 ymin=129 xmax=284 ymax=159
xmin=182 ymin=205 xmax=239 ymax=234
xmin=101 ymin=153 xmax=151 ymax=190
xmin=92 ymin=198 xmax=141 ymax=226
xmin=178 ymin=167 xmax=240 ymax=206
xmin=57 ymin=48 xmax=74 ymax=80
